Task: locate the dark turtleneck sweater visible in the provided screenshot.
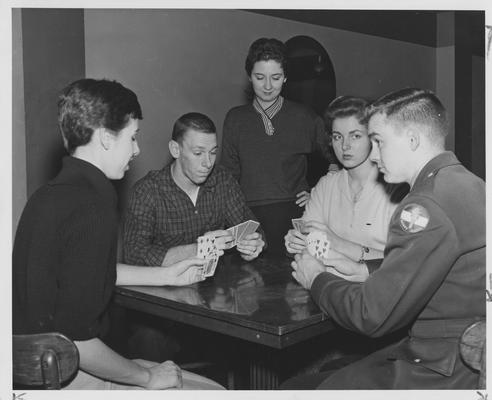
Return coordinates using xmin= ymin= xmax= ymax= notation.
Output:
xmin=13 ymin=156 xmax=118 ymax=341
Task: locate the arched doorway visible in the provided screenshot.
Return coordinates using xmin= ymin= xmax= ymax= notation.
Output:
xmin=283 ymin=35 xmax=337 ymax=186
xmin=283 ymin=35 xmax=336 ymax=116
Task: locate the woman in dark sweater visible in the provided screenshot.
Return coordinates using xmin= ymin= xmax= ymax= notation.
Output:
xmin=12 ymin=78 xmax=224 ymax=390
xmin=221 ymin=38 xmax=335 ymax=255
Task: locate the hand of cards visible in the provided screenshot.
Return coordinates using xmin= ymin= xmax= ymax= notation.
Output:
xmin=306 ymin=230 xmax=331 ymax=260
xmin=196 ymin=235 xmax=220 ymax=277
xmin=291 ymin=218 xmax=307 ymax=233
xmin=197 ymin=220 xmax=260 ymax=278
xmin=225 ymin=219 xmax=260 ymax=248
xmin=292 ymin=219 xmax=331 ymax=260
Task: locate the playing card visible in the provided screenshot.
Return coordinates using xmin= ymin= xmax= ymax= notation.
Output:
xmin=206 ymin=254 xmax=220 ymax=277
xmin=202 ymin=258 xmax=215 ymax=275
xmin=234 ymin=221 xmax=250 ymax=241
xmin=226 ymin=220 xmax=260 ymax=246
xmin=225 ymin=226 xmax=238 ymax=248
xmin=306 ymin=231 xmax=331 ymax=260
xmin=237 ymin=220 xmax=260 ymax=241
xmin=196 ymin=236 xmax=208 ymax=259
xmin=197 ymin=235 xmax=220 ymax=277
xmin=292 ymin=218 xmax=306 ymax=233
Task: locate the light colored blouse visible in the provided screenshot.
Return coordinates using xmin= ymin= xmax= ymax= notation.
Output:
xmin=303 ymin=166 xmax=401 ymax=256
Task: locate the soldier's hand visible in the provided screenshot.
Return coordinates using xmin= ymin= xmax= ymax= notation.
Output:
xmin=291 ymin=252 xmax=325 ymax=290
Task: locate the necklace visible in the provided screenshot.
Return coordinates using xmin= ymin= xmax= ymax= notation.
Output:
xmin=348 ymin=179 xmax=365 ymax=203
xmin=351 ymin=186 xmax=364 ymax=203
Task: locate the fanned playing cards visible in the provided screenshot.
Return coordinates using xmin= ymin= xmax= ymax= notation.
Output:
xmin=196 ymin=235 xmax=220 ymax=277
xmin=291 ymin=218 xmax=307 ymax=233
xmin=226 ymin=220 xmax=260 ymax=248
xmin=197 ymin=220 xmax=260 ymax=278
xmin=306 ymin=230 xmax=331 ymax=260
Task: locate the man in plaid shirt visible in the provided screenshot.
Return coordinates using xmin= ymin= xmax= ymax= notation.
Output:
xmin=123 ymin=112 xmax=265 ymax=268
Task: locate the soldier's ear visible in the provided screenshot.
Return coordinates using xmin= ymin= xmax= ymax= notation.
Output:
xmin=407 ymin=128 xmax=420 ymax=151
xmin=169 ymin=140 xmax=180 ymax=158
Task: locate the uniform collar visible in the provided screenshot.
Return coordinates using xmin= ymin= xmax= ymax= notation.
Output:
xmin=413 ymin=151 xmax=461 ymax=188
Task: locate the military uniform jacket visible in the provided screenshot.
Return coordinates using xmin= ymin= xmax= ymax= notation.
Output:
xmin=311 ymin=152 xmax=485 ymax=389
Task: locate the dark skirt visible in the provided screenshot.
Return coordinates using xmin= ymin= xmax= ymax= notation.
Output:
xmin=250 ymin=200 xmax=303 ymax=257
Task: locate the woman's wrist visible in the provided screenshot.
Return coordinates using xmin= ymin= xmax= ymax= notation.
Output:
xmin=159 ymin=266 xmax=175 ymax=286
xmin=330 ymin=236 xmax=344 ymax=255
xmin=135 ymin=362 xmax=151 ymax=388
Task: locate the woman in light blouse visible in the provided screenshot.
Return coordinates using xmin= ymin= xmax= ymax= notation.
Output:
xmin=285 ymin=96 xmax=407 ymax=264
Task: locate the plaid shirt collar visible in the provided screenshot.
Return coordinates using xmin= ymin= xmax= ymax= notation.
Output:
xmin=160 ymin=162 xmax=218 ymax=195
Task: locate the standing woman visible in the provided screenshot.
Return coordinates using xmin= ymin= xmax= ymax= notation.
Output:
xmin=221 ymin=38 xmax=335 ymax=256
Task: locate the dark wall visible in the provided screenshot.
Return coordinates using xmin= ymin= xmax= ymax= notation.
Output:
xmin=22 ymin=9 xmax=85 ymax=196
xmin=453 ymin=12 xmax=485 ymax=180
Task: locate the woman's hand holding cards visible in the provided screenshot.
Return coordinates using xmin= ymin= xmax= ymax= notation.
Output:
xmin=163 ymin=257 xmax=207 ymax=286
xmin=284 ymin=229 xmax=307 ymax=254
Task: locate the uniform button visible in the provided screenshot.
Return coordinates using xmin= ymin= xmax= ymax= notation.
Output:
xmin=414 ymin=358 xmax=421 ymax=363
xmin=194 ymin=210 xmax=198 ymax=214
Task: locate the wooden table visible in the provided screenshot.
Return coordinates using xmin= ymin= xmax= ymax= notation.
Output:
xmin=114 ymin=253 xmax=334 ymax=388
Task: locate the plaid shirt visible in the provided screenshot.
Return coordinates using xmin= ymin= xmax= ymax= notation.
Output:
xmin=123 ymin=163 xmax=262 ymax=266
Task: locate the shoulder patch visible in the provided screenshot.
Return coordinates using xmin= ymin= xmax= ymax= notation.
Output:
xmin=399 ymin=203 xmax=430 ymax=233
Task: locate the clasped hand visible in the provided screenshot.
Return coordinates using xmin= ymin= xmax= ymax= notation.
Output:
xmin=291 ymin=249 xmax=370 ymax=289
xmin=133 ymin=359 xmax=183 ymax=389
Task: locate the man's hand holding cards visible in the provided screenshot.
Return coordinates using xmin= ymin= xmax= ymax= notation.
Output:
xmin=226 ymin=220 xmax=264 ymax=261
xmin=226 ymin=220 xmax=260 ymax=247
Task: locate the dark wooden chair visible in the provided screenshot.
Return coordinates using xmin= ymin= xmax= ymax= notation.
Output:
xmin=13 ymin=332 xmax=79 ymax=389
xmin=460 ymin=320 xmax=486 ymax=389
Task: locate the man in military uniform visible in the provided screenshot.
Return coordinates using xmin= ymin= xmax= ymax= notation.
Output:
xmin=282 ymin=88 xmax=485 ymax=389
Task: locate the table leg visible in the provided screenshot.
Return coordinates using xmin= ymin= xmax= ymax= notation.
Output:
xmin=249 ymin=359 xmax=279 ymax=389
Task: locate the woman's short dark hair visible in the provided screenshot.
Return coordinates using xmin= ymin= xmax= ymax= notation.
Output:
xmin=171 ymin=112 xmax=216 ymax=143
xmin=245 ymin=38 xmax=288 ymax=76
xmin=323 ymin=96 xmax=370 ymax=133
xmin=58 ymin=78 xmax=142 ymax=154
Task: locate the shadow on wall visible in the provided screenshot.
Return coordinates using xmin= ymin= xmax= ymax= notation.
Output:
xmin=283 ymin=35 xmax=337 ymax=187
